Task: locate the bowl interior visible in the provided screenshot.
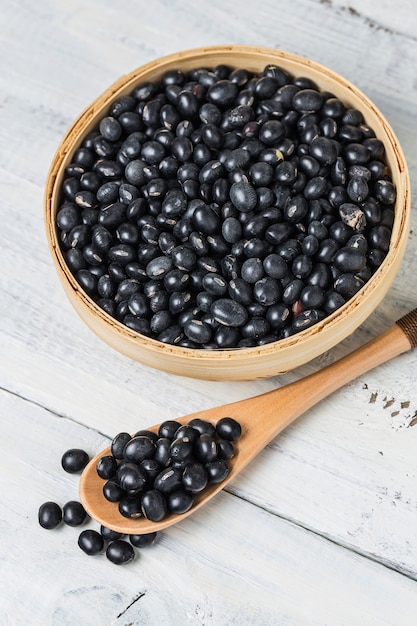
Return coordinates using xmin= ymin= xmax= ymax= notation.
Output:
xmin=45 ymin=46 xmax=410 ymax=380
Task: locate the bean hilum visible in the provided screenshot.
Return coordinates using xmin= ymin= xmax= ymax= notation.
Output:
xmin=57 ymin=63 xmax=396 ymax=348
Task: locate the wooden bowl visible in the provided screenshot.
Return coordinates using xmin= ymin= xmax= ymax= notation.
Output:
xmin=44 ymin=45 xmax=410 ymax=381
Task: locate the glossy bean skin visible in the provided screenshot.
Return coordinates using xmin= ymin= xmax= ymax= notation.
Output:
xmin=61 ymin=449 xmax=90 ymax=474
xmin=62 ymin=501 xmax=87 ymax=527
xmin=78 ymin=529 xmax=104 ymax=555
xmin=106 ymin=539 xmax=135 ymax=565
xmin=38 ymin=502 xmax=62 ymax=529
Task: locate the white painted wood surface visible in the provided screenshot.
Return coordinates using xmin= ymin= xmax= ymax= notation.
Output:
xmin=1 ymin=0 xmax=417 ymax=623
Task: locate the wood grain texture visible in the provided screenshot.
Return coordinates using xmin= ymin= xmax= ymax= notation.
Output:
xmin=1 ymin=0 xmax=417 ymax=623
xmin=2 ymin=390 xmax=417 ymax=626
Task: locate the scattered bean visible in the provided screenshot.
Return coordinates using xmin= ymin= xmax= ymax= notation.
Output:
xmin=61 ymin=449 xmax=90 ymax=474
xmin=106 ymin=539 xmax=135 ymax=565
xmin=78 ymin=529 xmax=104 ymax=555
xmin=38 ymin=502 xmax=62 ymax=529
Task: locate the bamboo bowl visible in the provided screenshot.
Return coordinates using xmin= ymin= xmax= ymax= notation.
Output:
xmin=44 ymin=46 xmax=410 ymax=381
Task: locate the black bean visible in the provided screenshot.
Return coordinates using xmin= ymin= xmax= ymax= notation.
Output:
xmin=216 ymin=417 xmax=242 ymax=441
xmin=182 ymin=462 xmax=208 ymax=493
xmin=146 ymin=255 xmax=173 ymax=279
xmin=303 ymin=176 xmax=328 ymax=200
xmin=374 ymin=179 xmax=396 ymax=205
xmin=210 ymin=298 xmax=247 ymax=327
xmin=241 ymin=257 xmax=264 ymax=283
xmin=166 ymin=489 xmax=194 ymax=514
xmin=172 ymin=426 xmax=199 ymax=445
xmin=241 ymin=316 xmax=270 ymax=339
xmin=334 ymin=246 xmax=366 ymax=271
xmin=103 ymin=479 xmax=125 ymax=502
xmin=347 ymin=176 xmax=369 ymax=203
xmin=138 ymin=460 xmax=159 ymax=484
xmin=200 ymin=272 xmax=226 ymax=296
xmin=151 ymin=437 xmax=170 ymax=466
xmin=154 ymin=467 xmax=183 ymax=494
xmin=205 ymin=459 xmax=230 ymax=483
xmin=192 ymin=203 xmax=220 ymax=234
xmin=207 ymin=80 xmax=239 ymax=108
xmin=123 ymin=436 xmax=156 ymax=463
xmin=78 ymin=529 xmax=104 ymax=556
xmin=140 ymin=490 xmax=167 ymax=521
xmin=94 ymin=159 xmax=123 ymax=179
xmin=369 ymin=224 xmax=391 ymax=251
xmin=309 ymin=136 xmax=338 ymax=165
xmin=116 ymin=462 xmax=147 ymax=492
xmin=62 ymin=501 xmax=87 ymax=527
xmin=230 ymin=181 xmax=258 ymax=212
xmin=259 ymin=120 xmax=285 ymax=145
xmin=106 ymin=539 xmax=135 ymax=565
xmin=293 ymin=89 xmax=324 ymax=113
xmin=282 ymin=279 xmax=304 ymax=304
xmin=324 ymin=291 xmax=346 ymax=313
xmin=76 ymin=269 xmax=97 ymax=294
xmin=101 ymin=525 xmax=124 ymax=542
xmin=38 ymin=502 xmax=62 ymax=529
xmin=253 ymin=277 xmax=282 ymax=305
xmin=284 ymin=195 xmax=308 ymax=223
xmin=129 ymin=532 xmax=157 ymax=548
xmin=184 ymin=319 xmax=212 ymax=344
xmin=99 ymin=116 xmax=122 ymax=142
xmin=276 ymin=238 xmax=301 ymax=263
xmin=158 ymin=420 xmax=181 ymax=439
xmin=61 ymin=448 xmax=90 ymax=474
xmin=118 ymin=496 xmax=143 ymax=518
xmin=334 ymin=273 xmax=365 ymax=297
xmin=344 ymin=142 xmax=370 ymax=164
xmin=187 ymin=418 xmax=216 ymax=437
xmin=96 ymin=455 xmax=118 ymax=479
xmin=293 ymin=309 xmax=326 ymax=331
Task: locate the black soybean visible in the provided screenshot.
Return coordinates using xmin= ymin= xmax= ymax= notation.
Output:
xmin=100 ymin=525 xmax=124 ymax=541
xmin=62 ymin=501 xmax=87 ymax=527
xmin=96 ymin=455 xmax=118 ymax=479
xmin=61 ymin=449 xmax=90 ymax=474
xmin=119 ymin=496 xmax=143 ymax=519
xmin=141 ymin=490 xmax=167 ymax=521
xmin=166 ymin=489 xmax=194 ymax=514
xmin=129 ymin=532 xmax=158 ymax=547
xmin=106 ymin=539 xmax=135 ymax=565
xmin=78 ymin=529 xmax=104 ymax=556
xmin=216 ymin=417 xmax=242 ymax=441
xmin=38 ymin=502 xmax=62 ymax=529
xmin=56 ymin=63 xmax=395 ymax=350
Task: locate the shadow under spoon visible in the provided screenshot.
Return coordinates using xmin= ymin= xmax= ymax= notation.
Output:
xmin=79 ymin=308 xmax=417 ymax=534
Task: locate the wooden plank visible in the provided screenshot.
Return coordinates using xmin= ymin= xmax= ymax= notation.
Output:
xmin=2 ymin=388 xmax=417 ymax=626
xmin=2 ymin=0 xmax=417 ymax=622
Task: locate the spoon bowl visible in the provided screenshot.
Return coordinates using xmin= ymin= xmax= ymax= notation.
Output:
xmin=79 ymin=309 xmax=417 ymax=534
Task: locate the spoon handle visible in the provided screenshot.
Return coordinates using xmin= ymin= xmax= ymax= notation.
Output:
xmin=79 ymin=309 xmax=417 ymax=535
xmin=231 ymin=308 xmax=417 ymax=471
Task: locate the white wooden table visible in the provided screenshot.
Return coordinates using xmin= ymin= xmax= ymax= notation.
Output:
xmin=1 ymin=1 xmax=417 ymax=624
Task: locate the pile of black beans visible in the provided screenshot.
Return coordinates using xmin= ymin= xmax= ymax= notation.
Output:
xmin=99 ymin=417 xmax=242 ymax=522
xmin=56 ymin=63 xmax=396 ymax=347
xmin=38 ymin=447 xmax=157 ymax=565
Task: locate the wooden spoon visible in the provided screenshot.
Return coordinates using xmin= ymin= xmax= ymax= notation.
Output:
xmin=79 ymin=308 xmax=417 ymax=534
